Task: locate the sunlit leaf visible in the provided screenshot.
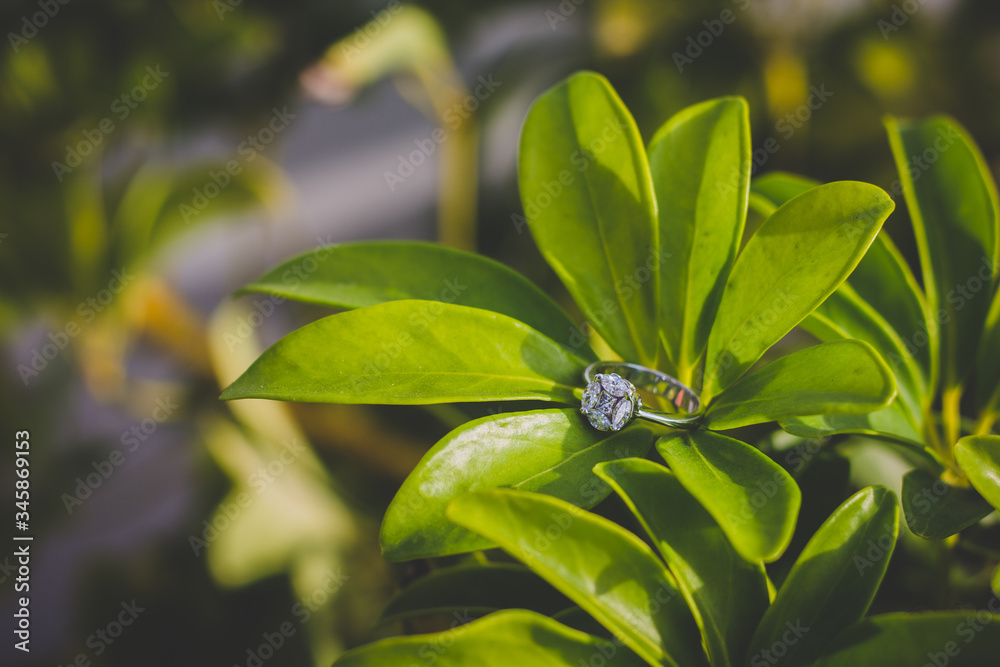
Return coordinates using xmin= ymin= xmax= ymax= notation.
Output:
xmin=886 ymin=115 xmax=998 ymax=389
xmin=594 ymin=458 xmax=768 ymax=667
xmin=519 ymin=71 xmax=660 ymax=366
xmin=381 ymin=409 xmax=652 ymax=560
xmin=745 ymin=486 xmax=898 ymax=667
xmin=241 ymin=241 xmax=592 ymax=358
xmin=656 ymin=431 xmax=800 ymax=563
xmin=649 ymin=97 xmax=750 ymax=382
xmin=221 ymin=301 xmax=587 ymax=405
xmin=703 ymin=181 xmax=894 ymax=397
xmin=703 ymin=339 xmax=897 ymax=430
xmin=447 ymin=489 xmax=708 ymax=667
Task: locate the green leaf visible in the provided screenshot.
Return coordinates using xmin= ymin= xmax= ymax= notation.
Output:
xmin=519 ymin=71 xmax=659 ymax=366
xmin=779 ymin=402 xmax=924 ymax=449
xmin=702 ymin=181 xmax=894 ymax=397
xmin=447 ymin=489 xmax=707 ymax=667
xmin=378 ymin=563 xmax=570 ymax=623
xmin=332 ymin=609 xmax=648 ymax=667
xmin=955 ymin=435 xmax=1000 ymax=511
xmin=656 ymin=431 xmax=801 ymax=562
xmin=220 ymin=301 xmax=586 ymax=405
xmin=703 ymin=340 xmax=897 ymax=431
xmin=846 ymin=233 xmax=935 ymax=390
xmin=240 ymin=240 xmax=593 ymax=358
xmin=747 ymin=172 xmax=818 ymax=218
xmin=802 ymin=283 xmax=924 ymax=423
xmin=901 ymin=468 xmax=994 ymax=539
xmin=809 ymin=612 xmax=1000 ymax=666
xmin=745 ymin=486 xmax=899 ymax=667
xmin=594 ymin=458 xmax=768 ymax=667
xmin=649 ymin=97 xmax=750 ymax=381
xmin=752 ymin=175 xmax=933 ymax=400
xmin=381 ymin=409 xmax=653 ymax=561
xmin=978 ymin=290 xmax=1000 ymax=411
xmin=886 ymin=115 xmax=999 ymax=389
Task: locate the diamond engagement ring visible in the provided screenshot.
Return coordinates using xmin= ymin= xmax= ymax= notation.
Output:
xmin=580 ymin=362 xmax=702 ymax=432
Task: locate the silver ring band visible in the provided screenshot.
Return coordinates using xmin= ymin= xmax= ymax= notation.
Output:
xmin=581 ymin=361 xmax=702 ymax=432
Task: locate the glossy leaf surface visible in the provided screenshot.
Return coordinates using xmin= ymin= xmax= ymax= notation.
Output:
xmin=448 ymin=489 xmax=707 ymax=667
xmin=382 ymin=409 xmax=652 ymax=560
xmin=519 ymin=71 xmax=660 ymax=366
xmin=221 ymin=301 xmax=586 ymax=405
xmin=703 ymin=339 xmax=897 ymax=430
xmin=594 ymin=458 xmax=768 ymax=667
xmin=703 ymin=181 xmax=894 ymax=397
xmin=656 ymin=431 xmax=800 ymax=562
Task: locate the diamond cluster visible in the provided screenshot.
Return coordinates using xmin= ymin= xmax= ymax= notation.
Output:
xmin=580 ymin=373 xmax=641 ymax=431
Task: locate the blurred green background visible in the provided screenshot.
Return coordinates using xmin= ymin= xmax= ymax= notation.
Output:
xmin=2 ymin=0 xmax=1000 ymax=665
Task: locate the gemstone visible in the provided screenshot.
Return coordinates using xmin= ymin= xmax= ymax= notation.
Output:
xmin=612 ymin=399 xmax=633 ymax=430
xmin=581 ymin=374 xmax=639 ymax=432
